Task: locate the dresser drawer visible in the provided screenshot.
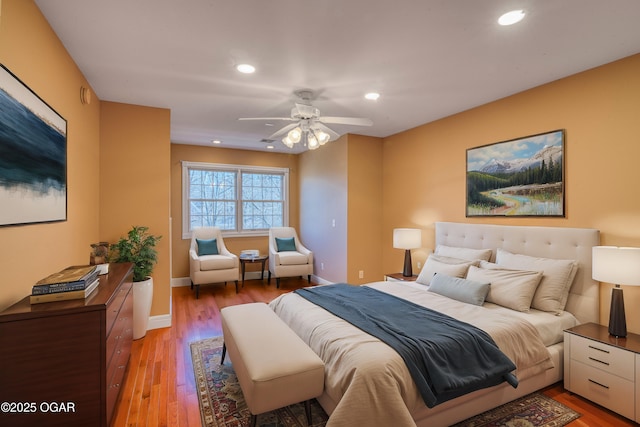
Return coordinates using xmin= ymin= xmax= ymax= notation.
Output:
xmin=105 ymin=287 xmax=133 ymax=426
xmin=105 ymin=281 xmax=132 ymax=336
xmin=570 ymin=334 xmax=634 ymax=380
xmin=569 ymin=359 xmax=635 ymax=419
xmin=105 ymin=285 xmax=133 ymax=365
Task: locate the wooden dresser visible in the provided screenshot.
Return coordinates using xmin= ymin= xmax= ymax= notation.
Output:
xmin=0 ymin=263 xmax=134 ymax=427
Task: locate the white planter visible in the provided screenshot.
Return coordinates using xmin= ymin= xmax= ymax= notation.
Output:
xmin=133 ymin=277 xmax=153 ymax=340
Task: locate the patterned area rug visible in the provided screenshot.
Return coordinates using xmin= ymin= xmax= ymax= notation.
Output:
xmin=191 ymin=336 xmax=580 ymax=427
xmin=452 ymin=393 xmax=580 ymax=427
xmin=190 ymin=336 xmax=328 ymax=427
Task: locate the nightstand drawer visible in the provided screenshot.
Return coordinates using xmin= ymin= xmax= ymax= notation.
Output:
xmin=569 ymin=360 xmax=634 ymax=419
xmin=570 ymin=334 xmax=634 ymax=380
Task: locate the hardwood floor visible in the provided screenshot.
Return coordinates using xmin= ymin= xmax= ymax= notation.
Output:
xmin=112 ymin=278 xmax=636 ymax=426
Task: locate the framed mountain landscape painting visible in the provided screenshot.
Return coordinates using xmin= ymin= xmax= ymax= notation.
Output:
xmin=466 ymin=130 xmax=565 ymax=217
xmin=0 ymin=64 xmax=67 ymax=226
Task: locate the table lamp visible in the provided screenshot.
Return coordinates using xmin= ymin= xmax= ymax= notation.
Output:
xmin=393 ymin=228 xmax=422 ymax=277
xmin=592 ymin=246 xmax=640 ymax=337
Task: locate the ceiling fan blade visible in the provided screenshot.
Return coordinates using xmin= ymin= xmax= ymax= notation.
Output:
xmin=268 ymin=122 xmax=301 ymax=139
xmin=319 ymin=116 xmax=373 ymax=126
xmin=238 ymin=117 xmax=296 ymax=121
xmin=313 ymin=122 xmax=340 ymax=140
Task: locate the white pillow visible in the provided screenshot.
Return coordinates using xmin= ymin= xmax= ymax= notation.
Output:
xmin=429 ymin=273 xmax=490 ymax=306
xmin=467 ymin=263 xmax=543 ymax=312
xmin=435 ymin=245 xmax=493 ymax=262
xmin=415 ymin=255 xmax=477 ymax=286
xmin=495 ymin=249 xmax=578 ymax=314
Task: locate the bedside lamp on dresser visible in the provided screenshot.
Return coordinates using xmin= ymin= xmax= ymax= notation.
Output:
xmin=393 ymin=228 xmax=422 ymax=277
xmin=592 ymin=246 xmax=640 ymax=337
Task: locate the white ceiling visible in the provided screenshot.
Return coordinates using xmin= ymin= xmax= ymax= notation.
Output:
xmin=35 ymin=0 xmax=640 ymax=154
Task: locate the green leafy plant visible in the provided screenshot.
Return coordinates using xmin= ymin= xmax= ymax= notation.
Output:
xmin=111 ymin=226 xmax=162 ymax=282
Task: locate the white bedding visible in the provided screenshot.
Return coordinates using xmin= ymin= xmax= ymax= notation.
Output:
xmin=399 ymin=280 xmax=579 ymax=346
xmin=270 ymin=281 xmax=563 ymax=427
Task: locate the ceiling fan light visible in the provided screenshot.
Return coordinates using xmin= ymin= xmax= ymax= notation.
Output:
xmin=317 ymin=130 xmax=330 ymax=145
xmin=282 ymin=136 xmax=295 ymax=148
xmin=288 ymin=127 xmax=302 ymax=143
xmin=307 ymin=134 xmax=319 ymax=149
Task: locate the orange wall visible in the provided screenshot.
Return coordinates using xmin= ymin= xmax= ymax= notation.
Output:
xmin=382 ymin=54 xmax=640 ymax=332
xmin=100 ymin=102 xmax=171 ymax=316
xmin=0 ymin=0 xmax=101 ymax=310
xmin=347 ymin=134 xmax=383 ymax=283
xmin=170 ymin=144 xmax=300 ymax=279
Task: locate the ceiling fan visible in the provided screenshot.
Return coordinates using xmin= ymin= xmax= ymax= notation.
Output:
xmin=239 ymin=90 xmax=373 ymax=150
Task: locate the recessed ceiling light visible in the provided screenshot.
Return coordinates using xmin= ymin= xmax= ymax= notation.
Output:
xmin=498 ymin=10 xmax=525 ymax=26
xmin=212 ymin=139 xmax=222 ymax=144
xmin=365 ymin=92 xmax=380 ymax=101
xmin=236 ymin=64 xmax=256 ymax=74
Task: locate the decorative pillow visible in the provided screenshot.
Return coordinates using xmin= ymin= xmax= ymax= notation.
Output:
xmin=275 ymin=237 xmax=297 ymax=252
xmin=428 ymin=273 xmax=490 ymax=306
xmin=196 ymin=238 xmax=219 ymax=256
xmin=467 ymin=263 xmax=543 ymax=312
xmin=415 ymin=255 xmax=477 ymax=286
xmin=435 ymin=245 xmax=493 ymax=262
xmin=495 ymin=249 xmax=578 ymax=314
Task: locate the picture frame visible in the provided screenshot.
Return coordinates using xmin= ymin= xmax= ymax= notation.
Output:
xmin=466 ymin=129 xmax=565 ymax=217
xmin=0 ymin=64 xmax=67 ymax=227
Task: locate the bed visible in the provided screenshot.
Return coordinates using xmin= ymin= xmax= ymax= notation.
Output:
xmin=269 ymin=222 xmax=600 ymax=426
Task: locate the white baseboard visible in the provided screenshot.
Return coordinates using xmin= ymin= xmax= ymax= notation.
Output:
xmin=171 ymin=277 xmax=191 ymax=287
xmin=144 ymin=286 xmax=173 ymax=332
xmin=312 ymin=275 xmax=334 ymax=286
xmin=147 ymin=313 xmax=172 ymax=330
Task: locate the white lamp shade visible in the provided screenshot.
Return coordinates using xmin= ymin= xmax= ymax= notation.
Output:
xmin=288 ymin=127 xmax=302 ymax=143
xmin=393 ymin=228 xmax=422 ymax=250
xmin=592 ymin=246 xmax=640 ymax=286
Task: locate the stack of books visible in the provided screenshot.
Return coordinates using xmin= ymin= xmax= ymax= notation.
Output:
xmin=30 ymin=265 xmax=100 ymax=304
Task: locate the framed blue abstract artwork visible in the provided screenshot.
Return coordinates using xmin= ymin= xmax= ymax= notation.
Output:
xmin=0 ymin=64 xmax=67 ymax=226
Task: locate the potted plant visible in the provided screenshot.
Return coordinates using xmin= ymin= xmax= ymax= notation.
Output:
xmin=111 ymin=226 xmax=161 ymax=339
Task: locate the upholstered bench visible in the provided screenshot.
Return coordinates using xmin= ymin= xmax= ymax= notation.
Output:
xmin=220 ymin=302 xmax=325 ymax=427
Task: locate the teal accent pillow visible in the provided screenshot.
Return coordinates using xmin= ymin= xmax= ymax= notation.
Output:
xmin=196 ymin=238 xmax=219 ymax=256
xmin=428 ymin=273 xmax=490 ymax=306
xmin=275 ymin=237 xmax=296 ymax=252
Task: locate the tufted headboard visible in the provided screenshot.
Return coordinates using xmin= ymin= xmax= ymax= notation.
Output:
xmin=435 ymin=222 xmax=600 ymax=324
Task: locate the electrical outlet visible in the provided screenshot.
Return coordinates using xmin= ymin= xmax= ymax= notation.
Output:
xmin=358 ymin=270 xmax=364 ymax=279
xmin=417 ymin=261 xmax=422 ymax=269
xmin=321 ymin=262 xmax=325 ymax=270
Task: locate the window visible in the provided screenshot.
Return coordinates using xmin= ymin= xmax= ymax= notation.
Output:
xmin=182 ymin=162 xmax=289 ymax=238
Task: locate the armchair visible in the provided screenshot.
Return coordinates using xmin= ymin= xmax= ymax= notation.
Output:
xmin=189 ymin=227 xmax=239 ymax=298
xmin=268 ymin=227 xmax=313 ymax=288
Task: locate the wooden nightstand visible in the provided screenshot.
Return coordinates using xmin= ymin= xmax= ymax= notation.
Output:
xmin=564 ymin=322 xmax=640 ymax=422
xmin=384 ymin=272 xmax=418 ymax=282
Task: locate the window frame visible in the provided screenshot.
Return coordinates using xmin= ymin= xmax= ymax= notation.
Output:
xmin=182 ymin=161 xmax=289 ymax=239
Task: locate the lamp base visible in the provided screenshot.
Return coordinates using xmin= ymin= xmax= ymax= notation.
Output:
xmin=608 ymin=285 xmax=627 ymax=338
xmin=403 ymin=250 xmax=413 ymax=277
